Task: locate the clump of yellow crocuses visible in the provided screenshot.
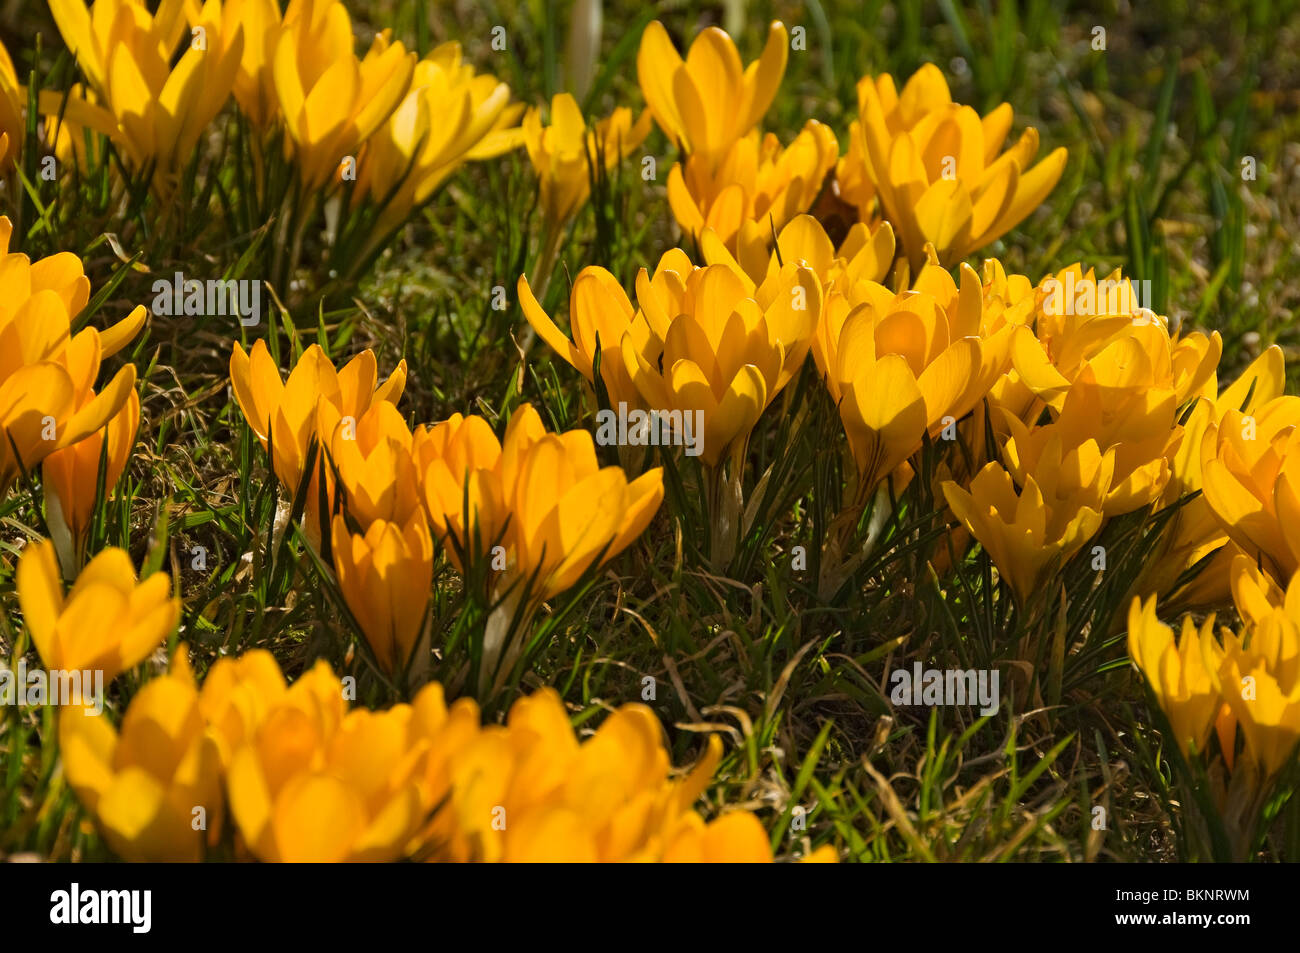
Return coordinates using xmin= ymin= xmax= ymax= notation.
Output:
xmin=1128 ymin=556 xmax=1300 ymax=858
xmin=931 ymin=262 xmax=1240 ymax=615
xmin=58 ymin=639 xmax=833 ymax=863
xmin=521 ymin=249 xmax=817 ymax=567
xmin=228 ymin=341 xmax=663 ymax=690
xmin=0 ymin=217 xmax=143 ymax=498
xmin=636 ymin=20 xmax=836 ymax=259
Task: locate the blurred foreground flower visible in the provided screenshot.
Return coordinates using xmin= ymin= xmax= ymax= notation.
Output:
xmin=226 ymin=659 xmax=434 ymax=861
xmin=60 ymin=651 xmax=221 ymax=862
xmin=57 ymin=643 xmax=837 ymax=862
xmin=424 ymin=687 xmax=837 ymax=862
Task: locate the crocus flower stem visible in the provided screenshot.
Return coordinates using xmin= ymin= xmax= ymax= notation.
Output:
xmin=286 ymin=188 xmax=318 ymax=305
xmin=516 ymin=217 xmax=567 ymax=356
xmin=531 ymin=214 xmax=567 ymax=305
xmin=705 ymin=456 xmax=744 ymax=569
xmin=250 ymin=128 xmax=267 ymax=210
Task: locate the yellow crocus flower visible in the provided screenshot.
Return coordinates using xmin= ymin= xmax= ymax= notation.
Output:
xmin=1124 ymin=349 xmax=1280 ymax=610
xmin=414 ymin=404 xmax=662 ymax=685
xmin=197 ymin=648 xmax=288 ymax=767
xmin=355 ymin=43 xmax=524 ymax=236
xmin=226 ymin=659 xmax=432 ymax=862
xmin=519 ymin=248 xmax=696 ymax=413
xmin=330 ymin=511 xmax=434 ymax=678
xmin=817 ymin=261 xmax=1015 ymax=502
xmin=412 ymin=412 xmax=507 ymax=570
xmin=942 ymin=454 xmax=1106 ymax=605
xmin=0 ymin=311 xmax=138 ymax=492
xmin=1003 ymin=331 xmax=1184 ymax=516
xmin=498 ymin=404 xmax=664 ymax=599
xmin=0 ymin=218 xmax=144 ymax=493
xmin=228 ymin=339 xmax=407 ymax=497
xmin=1218 ymin=645 xmax=1300 ymax=780
xmin=0 ymin=39 xmax=20 ymax=171
xmin=50 ymin=0 xmax=245 ymax=183
xmin=0 ymin=39 xmax=119 ymax=173
xmin=43 ymin=389 xmax=140 ymax=569
xmin=620 ymin=260 xmax=821 ymax=469
xmin=319 ymin=399 xmax=420 ymax=530
xmin=702 ymin=213 xmax=896 ymax=296
xmin=839 ymin=63 xmax=1067 ymax=269
xmin=59 ymin=643 xmax=838 ymax=863
xmin=637 ymin=19 xmax=787 ymax=167
xmin=59 ymin=650 xmax=222 ymax=862
xmin=222 ymin=0 xmax=281 ymax=129
xmin=523 ymin=92 xmax=651 ymax=230
xmin=1230 ymin=553 xmax=1290 ymax=629
xmin=663 ymin=811 xmax=829 ymax=862
xmin=1013 ymin=265 xmax=1220 ymax=414
xmin=17 ymin=538 xmax=180 ymax=682
xmin=1201 ymin=396 xmax=1300 ymax=584
xmin=1127 ymin=596 xmax=1226 ymax=758
xmin=667 ymin=120 xmax=838 ymax=252
xmin=425 ymin=686 xmax=834 ymax=862
xmin=1214 ymin=556 xmax=1300 ymax=778
xmin=272 ymin=0 xmax=415 ymax=189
